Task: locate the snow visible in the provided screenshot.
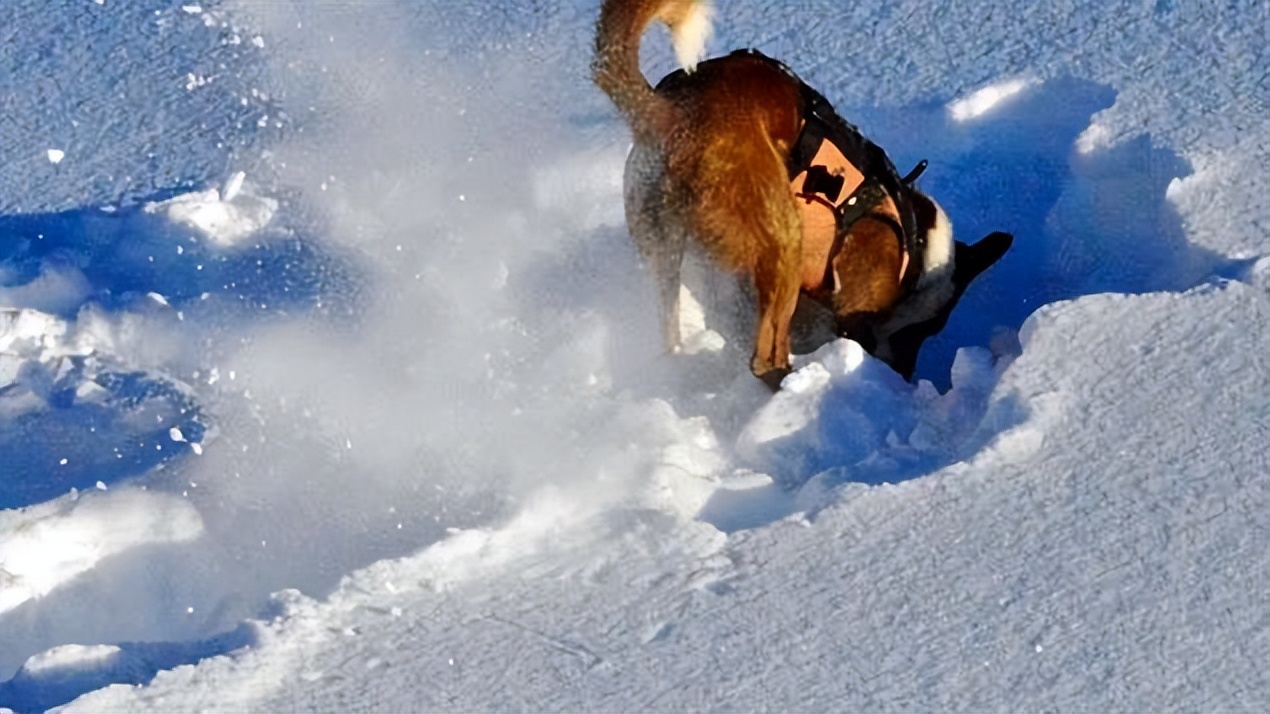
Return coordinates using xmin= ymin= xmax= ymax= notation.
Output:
xmin=142 ymin=173 xmax=276 ymax=246
xmin=1 ymin=0 xmax=1267 ymax=712
xmin=0 ymin=489 xmax=203 ymax=615
xmin=947 ymin=77 xmax=1039 ymax=122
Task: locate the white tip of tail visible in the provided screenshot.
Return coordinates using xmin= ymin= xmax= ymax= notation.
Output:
xmin=669 ymin=0 xmax=713 ymax=72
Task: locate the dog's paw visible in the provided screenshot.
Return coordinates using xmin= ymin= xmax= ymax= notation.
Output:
xmin=755 ymin=366 xmax=791 ymax=392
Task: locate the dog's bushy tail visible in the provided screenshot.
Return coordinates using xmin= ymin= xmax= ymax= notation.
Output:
xmin=593 ymin=0 xmax=713 ymax=139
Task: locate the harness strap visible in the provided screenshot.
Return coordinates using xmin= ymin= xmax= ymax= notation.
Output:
xmin=899 ymin=159 xmax=928 ymax=185
xmin=791 ymin=84 xmax=929 ymax=293
xmin=725 ymin=50 xmax=931 ymax=292
xmin=819 ymin=177 xmax=890 ymax=293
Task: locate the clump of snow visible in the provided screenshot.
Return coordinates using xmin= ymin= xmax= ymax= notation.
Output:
xmin=16 ymin=645 xmax=120 ymax=678
xmin=1075 ymin=120 xmax=1114 ymax=154
xmin=143 ymin=172 xmax=276 ymax=246
xmin=0 ymin=305 xmax=188 ymax=387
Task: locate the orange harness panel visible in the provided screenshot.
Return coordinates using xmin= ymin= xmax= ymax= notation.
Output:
xmin=790 ymin=137 xmax=907 ymax=295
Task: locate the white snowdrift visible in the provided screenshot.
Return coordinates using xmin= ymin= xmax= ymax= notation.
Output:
xmin=0 ymin=489 xmax=203 ymax=615
xmin=62 ymin=280 xmax=1269 ymax=713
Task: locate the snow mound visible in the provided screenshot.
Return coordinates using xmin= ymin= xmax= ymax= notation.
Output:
xmin=0 ymin=306 xmax=208 ymax=510
xmin=143 ymin=172 xmax=276 ymax=246
xmin=0 ymin=488 xmax=203 ymax=615
xmin=731 ymin=339 xmax=1008 ymax=501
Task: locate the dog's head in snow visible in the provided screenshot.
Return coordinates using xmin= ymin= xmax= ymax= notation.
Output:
xmin=828 ymin=189 xmax=1013 ymax=379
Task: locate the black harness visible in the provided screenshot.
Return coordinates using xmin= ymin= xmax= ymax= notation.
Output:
xmin=656 ymin=49 xmax=931 ymax=293
xmin=736 ymin=50 xmax=929 ymax=292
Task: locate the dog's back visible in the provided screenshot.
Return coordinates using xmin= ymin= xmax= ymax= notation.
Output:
xmin=596 ymin=2 xmax=804 ymax=273
xmin=652 ymin=55 xmax=804 ymax=273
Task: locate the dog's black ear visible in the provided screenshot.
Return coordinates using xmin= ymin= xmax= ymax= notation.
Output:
xmin=953 ymin=231 xmax=1013 ymax=289
xmin=883 ymin=231 xmax=1014 ymax=380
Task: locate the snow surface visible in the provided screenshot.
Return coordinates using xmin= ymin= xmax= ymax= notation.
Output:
xmin=0 ymin=0 xmax=1267 ymax=712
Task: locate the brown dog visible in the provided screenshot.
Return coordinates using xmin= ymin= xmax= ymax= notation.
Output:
xmin=593 ymin=0 xmax=1011 ymax=386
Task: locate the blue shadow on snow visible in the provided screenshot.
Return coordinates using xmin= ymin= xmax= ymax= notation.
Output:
xmin=0 ymin=193 xmax=361 ymax=509
xmin=853 ymin=76 xmax=1244 ymax=388
xmin=0 ymin=624 xmax=256 ymax=713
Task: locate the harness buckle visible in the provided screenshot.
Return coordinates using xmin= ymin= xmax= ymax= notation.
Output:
xmin=801 ymin=165 xmax=844 ymax=202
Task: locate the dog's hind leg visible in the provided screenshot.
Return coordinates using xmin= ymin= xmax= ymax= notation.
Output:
xmin=629 ymin=215 xmax=687 ymax=354
xmin=646 ymin=218 xmax=687 ymax=353
xmin=750 ymin=238 xmax=801 ymax=387
xmin=743 ymin=192 xmax=803 ymax=387
xmin=697 ymin=144 xmax=803 ymax=387
xmin=624 ymin=145 xmax=687 ymax=353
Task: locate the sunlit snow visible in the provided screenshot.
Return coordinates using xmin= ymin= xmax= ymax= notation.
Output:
xmin=946 ymin=77 xmax=1038 ymax=121
xmin=0 ymin=1 xmax=1266 ymax=712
